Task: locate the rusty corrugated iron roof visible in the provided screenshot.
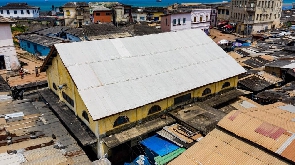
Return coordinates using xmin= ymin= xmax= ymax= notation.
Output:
xmin=218 ymin=102 xmax=295 ymax=163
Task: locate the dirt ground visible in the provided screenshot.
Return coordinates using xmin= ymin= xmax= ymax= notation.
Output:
xmin=210 ymin=28 xmax=237 ymax=43
xmin=0 ymin=48 xmax=47 ymax=87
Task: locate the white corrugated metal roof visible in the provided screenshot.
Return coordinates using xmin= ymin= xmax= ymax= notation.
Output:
xmin=54 ymin=29 xmax=246 ymax=120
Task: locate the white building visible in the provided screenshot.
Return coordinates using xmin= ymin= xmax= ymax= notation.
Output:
xmin=132 ymin=8 xmax=147 ymax=22
xmin=0 ymin=16 xmax=20 ymax=70
xmin=0 ymin=3 xmax=39 ymax=18
xmin=191 ymin=9 xmax=211 ymax=34
xmin=161 ymin=12 xmax=191 ymax=32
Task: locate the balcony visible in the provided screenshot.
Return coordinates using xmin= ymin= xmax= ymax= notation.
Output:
xmin=246 ymin=6 xmax=256 ymax=12
xmin=76 ymin=15 xmax=83 ymax=20
xmin=244 ymin=20 xmax=254 ymax=24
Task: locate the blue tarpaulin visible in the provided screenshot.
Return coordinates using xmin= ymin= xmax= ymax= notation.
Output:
xmin=124 ymin=155 xmax=151 ymax=165
xmin=140 ymin=135 xmax=179 ymax=157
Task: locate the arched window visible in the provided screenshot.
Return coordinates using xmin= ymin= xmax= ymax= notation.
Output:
xmin=114 ymin=116 xmax=129 ymax=127
xmin=148 ymin=105 xmax=161 ymax=115
xmin=222 ymin=82 xmax=230 ymax=89
xmin=202 ymin=88 xmax=211 ymax=96
xmin=82 ymin=111 xmax=89 ymax=122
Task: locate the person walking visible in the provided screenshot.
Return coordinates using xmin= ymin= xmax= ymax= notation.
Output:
xmin=19 ymin=67 xmax=24 ymax=79
xmin=35 ymin=66 xmax=39 ymax=77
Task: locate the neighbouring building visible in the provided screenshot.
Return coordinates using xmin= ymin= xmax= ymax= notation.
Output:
xmin=113 ymin=4 xmax=132 ymax=25
xmin=40 ymin=29 xmax=245 ymax=162
xmin=210 ymin=7 xmax=217 ymax=27
xmin=0 ymin=3 xmax=40 ymax=18
xmin=191 ymin=9 xmax=211 ymax=34
xmin=145 ymin=7 xmax=165 ymax=22
xmin=0 ymin=16 xmax=20 ymax=70
xmin=18 ymin=34 xmax=67 ymax=56
xmin=230 ymin=0 xmax=283 ymax=34
xmin=62 ymin=2 xmax=90 ymax=27
xmin=132 ymin=8 xmax=147 ymax=22
xmin=216 ymin=3 xmax=230 ymax=22
xmin=160 ymin=12 xmax=191 ymax=32
xmin=92 ymin=6 xmax=112 ymax=23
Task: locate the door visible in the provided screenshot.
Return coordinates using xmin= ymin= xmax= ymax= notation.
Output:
xmin=0 ymin=55 xmax=5 ymax=70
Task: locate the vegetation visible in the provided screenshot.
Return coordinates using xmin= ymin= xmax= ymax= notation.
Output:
xmin=11 ymin=25 xmax=28 ymax=33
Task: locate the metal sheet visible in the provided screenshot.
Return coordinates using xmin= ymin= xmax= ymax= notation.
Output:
xmin=55 ymin=29 xmax=246 ymax=120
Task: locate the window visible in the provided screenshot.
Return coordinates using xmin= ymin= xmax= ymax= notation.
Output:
xmin=66 ymin=10 xmax=70 ymax=16
xmin=173 ymin=19 xmax=176 ymax=25
xmin=218 ymin=10 xmax=221 ymax=14
xmin=226 ymin=10 xmax=229 ymax=15
xmin=206 ymin=15 xmax=208 ymax=21
xmin=27 ymin=10 xmax=30 ymax=14
xmin=270 ymin=13 xmax=272 ymax=19
xmin=106 ymin=12 xmax=112 ymax=15
xmin=14 ymin=10 xmax=17 ymax=14
xmin=174 ymin=93 xmax=191 ymax=105
xmin=140 ymin=16 xmax=145 ymax=20
xmin=0 ymin=10 xmax=3 ymax=14
xmin=62 ymin=91 xmax=74 ymax=107
xmin=213 ymin=10 xmax=216 ymax=14
xmin=178 ymin=18 xmax=181 ymax=25
xmin=27 ymin=43 xmax=30 ymax=48
xmin=21 ymin=10 xmax=24 ymax=14
xmin=222 ymin=9 xmax=225 ymax=14
xmin=53 ymin=83 xmax=57 ymax=90
xmin=262 ymin=1 xmax=264 ymax=7
xmin=183 ymin=18 xmax=186 ymax=24
xmin=268 ymin=1 xmax=270 ymax=8
xmin=82 ymin=111 xmax=89 ymax=122
xmin=200 ymin=16 xmax=203 ymax=22
xmin=271 ymin=1 xmax=274 ymax=8
xmin=194 ymin=17 xmax=196 ymax=22
xmin=258 ymin=1 xmax=261 ymax=6
xmin=7 ymin=10 xmax=10 ymax=14
xmin=96 ymin=12 xmax=100 ymax=16
xmin=148 ymin=105 xmax=161 ymax=115
xmin=124 ymin=9 xmax=130 ymax=14
xmin=114 ymin=116 xmax=129 ymax=127
xmin=202 ymin=88 xmax=211 ymax=96
xmin=222 ymin=82 xmax=231 ymax=89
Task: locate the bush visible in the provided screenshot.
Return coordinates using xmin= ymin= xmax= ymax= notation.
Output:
xmin=11 ymin=25 xmax=27 ymax=33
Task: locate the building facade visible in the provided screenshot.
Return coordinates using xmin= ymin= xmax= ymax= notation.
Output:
xmin=0 ymin=16 xmax=20 ymax=70
xmin=113 ymin=4 xmax=132 ymax=25
xmin=217 ymin=4 xmax=231 ymax=22
xmin=191 ymin=9 xmax=211 ymax=33
xmin=210 ymin=8 xmax=218 ymax=27
xmin=161 ymin=12 xmax=191 ymax=32
xmin=0 ymin=3 xmax=39 ymax=18
xmin=230 ymin=0 xmax=283 ymax=34
xmin=62 ymin=2 xmax=90 ymax=27
xmin=41 ymin=29 xmax=245 ymax=160
xmin=132 ymin=8 xmax=147 ymax=22
xmin=92 ymin=6 xmax=112 ymax=23
xmin=18 ymin=34 xmax=66 ymax=56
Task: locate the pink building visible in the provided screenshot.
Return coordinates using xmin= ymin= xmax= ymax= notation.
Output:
xmin=160 ymin=12 xmax=191 ymax=32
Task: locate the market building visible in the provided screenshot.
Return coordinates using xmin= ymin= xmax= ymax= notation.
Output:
xmin=40 ymin=29 xmax=245 ymax=160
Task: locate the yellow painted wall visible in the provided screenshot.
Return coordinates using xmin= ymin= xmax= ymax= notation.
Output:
xmin=47 ymin=54 xmax=238 ymax=136
xmin=47 ymin=54 xmax=98 ymax=137
xmin=153 ymin=12 xmax=164 ymax=21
